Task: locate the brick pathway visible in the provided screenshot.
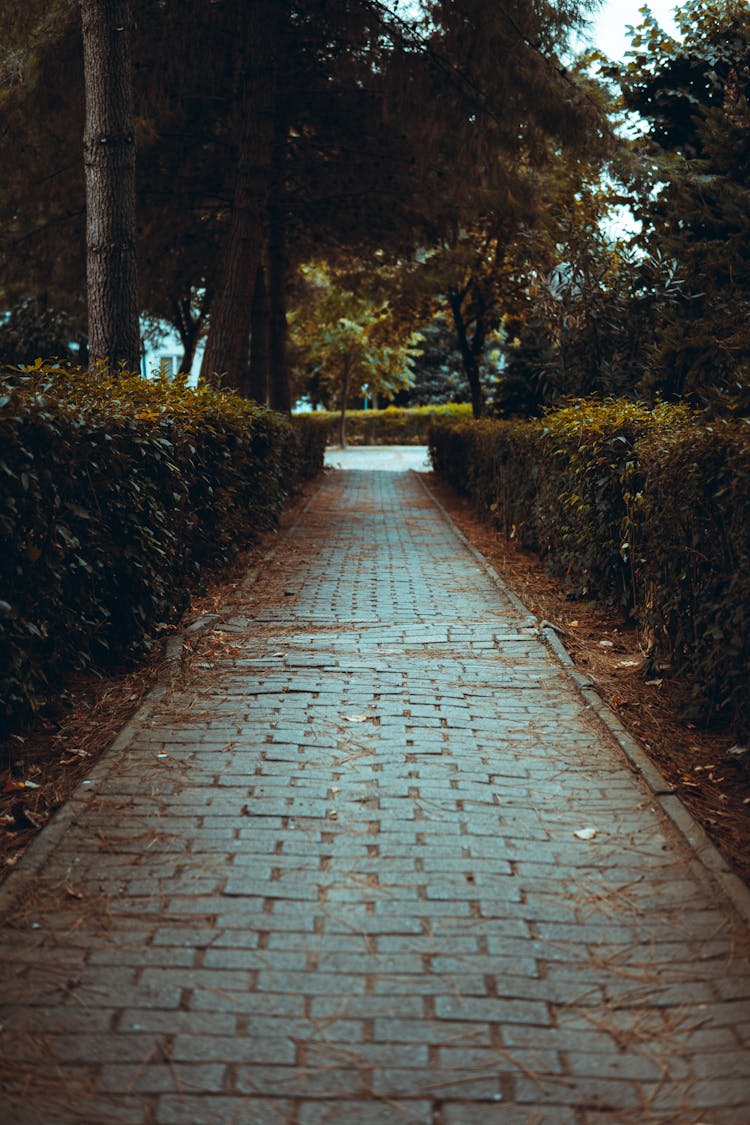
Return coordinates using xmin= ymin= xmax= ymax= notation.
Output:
xmin=1 ymin=459 xmax=749 ymax=1124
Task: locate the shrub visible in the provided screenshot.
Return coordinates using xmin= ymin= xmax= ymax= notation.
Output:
xmin=290 ymin=413 xmax=329 ymax=485
xmin=304 ymin=404 xmax=472 ymax=446
xmin=0 ymin=362 xmax=323 ymax=734
xmin=430 ymin=401 xmax=690 ymax=606
xmin=528 ymin=401 xmax=688 ymax=605
xmin=429 ymin=400 xmax=750 ymax=737
xmin=636 ymin=423 xmax=750 ymax=732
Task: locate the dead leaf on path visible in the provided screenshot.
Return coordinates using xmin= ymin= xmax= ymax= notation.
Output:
xmin=343 ymin=713 xmax=373 ymax=723
xmin=574 ymin=827 xmax=598 ymax=840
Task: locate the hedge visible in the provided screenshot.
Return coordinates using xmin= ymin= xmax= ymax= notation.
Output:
xmin=429 ymin=401 xmax=750 ymax=737
xmin=636 ymin=424 xmax=750 ymax=729
xmin=0 ymin=362 xmax=326 ymax=735
xmin=302 ymin=404 xmax=472 ymax=446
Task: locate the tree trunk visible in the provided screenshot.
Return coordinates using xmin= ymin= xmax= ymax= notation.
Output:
xmin=267 ymin=213 xmax=290 ymax=412
xmin=81 ymin=0 xmax=140 ymax=372
xmin=267 ymin=68 xmax=291 ymax=414
xmin=338 ymin=356 xmax=352 ymax=448
xmin=199 ymin=0 xmax=280 ymax=390
xmin=248 ymin=264 xmax=270 ymax=403
xmin=448 ymin=286 xmax=484 ymax=418
xmin=175 ymin=290 xmax=209 ymax=375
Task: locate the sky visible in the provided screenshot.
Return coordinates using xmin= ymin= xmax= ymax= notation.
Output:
xmin=584 ymin=0 xmax=681 ymax=58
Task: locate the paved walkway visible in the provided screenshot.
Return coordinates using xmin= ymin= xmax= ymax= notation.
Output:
xmin=1 ymin=455 xmax=750 ymax=1124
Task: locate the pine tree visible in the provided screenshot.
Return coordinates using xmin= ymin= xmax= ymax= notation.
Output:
xmin=80 ymin=0 xmax=140 ymax=371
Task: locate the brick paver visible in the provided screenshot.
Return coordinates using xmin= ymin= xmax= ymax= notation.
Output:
xmin=1 ymin=455 xmax=749 ymax=1124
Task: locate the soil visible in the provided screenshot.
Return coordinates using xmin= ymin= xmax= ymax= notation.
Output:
xmin=2 ymin=468 xmax=749 ymax=887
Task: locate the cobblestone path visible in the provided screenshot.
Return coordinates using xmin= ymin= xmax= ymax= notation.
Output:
xmin=1 ymin=462 xmax=749 ymax=1124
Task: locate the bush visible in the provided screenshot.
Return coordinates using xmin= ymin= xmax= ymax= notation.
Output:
xmin=636 ymin=424 xmax=750 ymax=732
xmin=290 ymin=413 xmax=329 ymax=485
xmin=0 ymin=362 xmax=323 ymax=734
xmin=429 ymin=401 xmax=750 ymax=737
xmin=304 ymin=404 xmax=472 ymax=446
xmin=431 ymin=401 xmax=690 ymax=605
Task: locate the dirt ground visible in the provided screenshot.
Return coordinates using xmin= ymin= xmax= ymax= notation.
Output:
xmin=2 ymin=467 xmax=749 ymax=886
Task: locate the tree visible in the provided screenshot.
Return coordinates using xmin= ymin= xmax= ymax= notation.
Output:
xmin=291 ymin=263 xmax=422 ymax=446
xmin=0 ymin=3 xmax=88 ymax=355
xmin=1 ymin=0 xmax=606 ymax=399
xmin=80 ymin=0 xmax=140 ymax=371
xmin=198 ymin=0 xmax=283 ymax=394
xmin=603 ymin=0 xmax=750 ymax=404
xmin=397 ymin=313 xmax=472 ymax=405
xmin=374 ymin=0 xmax=607 ymax=415
xmin=492 ymin=177 xmax=681 ymax=411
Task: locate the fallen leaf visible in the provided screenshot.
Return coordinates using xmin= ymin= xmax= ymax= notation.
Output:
xmin=645 ymin=678 xmax=664 ymax=687
xmin=574 ymin=827 xmax=597 ymax=840
xmin=599 ymin=640 xmax=614 ymax=648
xmin=64 ymin=885 xmax=84 ymax=900
xmin=618 ymin=660 xmax=639 ymax=668
xmin=344 ymin=713 xmax=372 ymax=723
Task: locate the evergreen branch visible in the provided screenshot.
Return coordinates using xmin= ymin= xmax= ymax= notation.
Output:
xmin=363 ymin=0 xmax=605 ymax=124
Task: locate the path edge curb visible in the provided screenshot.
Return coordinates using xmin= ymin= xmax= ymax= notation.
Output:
xmin=415 ymin=470 xmax=750 ymax=929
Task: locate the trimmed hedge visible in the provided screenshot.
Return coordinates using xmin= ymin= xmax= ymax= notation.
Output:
xmin=429 ymin=402 xmax=750 ymax=736
xmin=0 ymin=363 xmax=326 ymax=734
xmin=302 ymin=404 xmax=472 ymax=446
xmin=636 ymin=425 xmax=750 ymax=728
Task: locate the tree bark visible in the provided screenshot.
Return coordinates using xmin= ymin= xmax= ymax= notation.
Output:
xmin=338 ymin=355 xmax=352 ymax=448
xmin=81 ymin=0 xmax=140 ymax=372
xmin=267 ymin=70 xmax=291 ymax=414
xmin=248 ymin=264 xmax=270 ymax=403
xmin=199 ymin=0 xmax=280 ymax=389
xmin=448 ymin=285 xmax=485 ymax=418
xmin=175 ymin=289 xmax=209 ymax=375
xmin=267 ymin=195 xmax=290 ymax=412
